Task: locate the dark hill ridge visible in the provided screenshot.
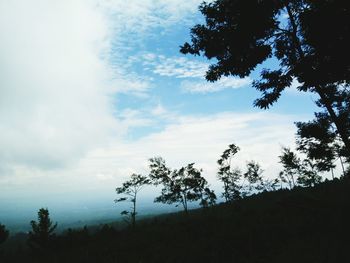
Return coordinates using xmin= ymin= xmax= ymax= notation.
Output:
xmin=1 ymin=178 xmax=350 ymax=262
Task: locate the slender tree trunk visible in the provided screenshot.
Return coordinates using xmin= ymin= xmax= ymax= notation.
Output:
xmin=315 ymin=87 xmax=350 ymax=158
xmin=132 ymin=193 xmax=136 ymax=228
xmin=339 ymin=156 xmax=346 ymax=178
xmin=224 ymin=181 xmax=228 ymax=202
xmin=331 ymin=167 xmax=335 ymax=180
xmin=182 ymin=194 xmax=188 ymax=214
xmin=285 ymin=4 xmax=304 ymax=59
xmin=291 ymin=174 xmax=295 ymax=188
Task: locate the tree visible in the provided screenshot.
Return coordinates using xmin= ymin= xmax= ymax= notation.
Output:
xmin=115 ymin=173 xmax=150 ymax=228
xmin=242 ymin=161 xmax=265 ymax=195
xmin=217 ymin=144 xmax=272 ymax=199
xmin=297 ymin=159 xmax=322 ymax=187
xmin=279 ymin=147 xmax=323 ymax=188
xmin=28 ymin=208 xmax=57 ymax=250
xmin=296 ymin=112 xmax=338 ymax=171
xmin=296 ymin=107 xmax=350 ymax=176
xmin=0 ymin=223 xmax=9 ymax=246
xmin=217 ymin=144 xmax=242 ymax=202
xmin=279 ymin=147 xmax=302 ymax=188
xmin=181 ymin=0 xmax=350 ymax=158
xmin=149 ymin=157 xmax=216 ymax=213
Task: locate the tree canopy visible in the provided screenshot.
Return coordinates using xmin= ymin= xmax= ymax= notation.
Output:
xmin=28 ymin=208 xmax=57 ymax=250
xmin=217 ymin=144 xmax=241 ymax=202
xmin=279 ymin=147 xmax=323 ymax=188
xmin=181 ymin=0 xmax=350 ymax=158
xmin=149 ymin=157 xmax=216 ymax=212
xmin=115 ymin=173 xmax=150 ymax=228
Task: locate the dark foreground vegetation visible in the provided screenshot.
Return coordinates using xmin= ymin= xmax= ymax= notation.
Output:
xmin=1 ymin=178 xmax=349 ymax=263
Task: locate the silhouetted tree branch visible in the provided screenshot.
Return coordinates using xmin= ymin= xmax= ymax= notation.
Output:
xmin=181 ymin=0 xmax=350 ymax=158
xmin=149 ymin=157 xmax=216 ymax=213
xmin=115 ymin=174 xmax=150 ymax=228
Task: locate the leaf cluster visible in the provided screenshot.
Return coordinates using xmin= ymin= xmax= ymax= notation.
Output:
xmin=181 ymin=0 xmax=350 ymax=107
xmin=279 ymin=147 xmax=323 ymax=187
xmin=149 ymin=157 xmax=216 ymax=210
xmin=217 ymin=144 xmax=267 ymax=200
xmin=115 ymin=174 xmax=150 ymax=201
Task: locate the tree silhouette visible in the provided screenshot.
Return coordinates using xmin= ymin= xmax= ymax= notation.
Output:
xmin=28 ymin=208 xmax=57 ymax=250
xmin=115 ymin=173 xmax=150 ymax=228
xmin=181 ymin=0 xmax=350 ymax=157
xmin=297 ymin=159 xmax=323 ymax=187
xmin=217 ymin=144 xmax=242 ymax=202
xmin=296 ymin=112 xmax=338 ymax=171
xmin=279 ymin=147 xmax=323 ymax=188
xmin=279 ymin=147 xmax=301 ymax=188
xmin=296 ymin=110 xmax=349 ymax=176
xmin=242 ymin=161 xmax=265 ymax=195
xmin=149 ymin=157 xmax=216 ymax=213
xmin=0 ymin=223 xmax=9 ymax=246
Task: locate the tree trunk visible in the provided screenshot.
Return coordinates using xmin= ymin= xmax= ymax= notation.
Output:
xmin=132 ymin=194 xmax=136 ymax=229
xmin=285 ymin=3 xmax=350 ymax=158
xmin=340 ymin=156 xmax=346 ymax=178
xmin=224 ymin=181 xmax=228 ymax=202
xmin=183 ymin=195 xmax=188 ymax=214
xmin=315 ymin=87 xmax=350 ymax=158
xmin=331 ymin=167 xmax=334 ymax=180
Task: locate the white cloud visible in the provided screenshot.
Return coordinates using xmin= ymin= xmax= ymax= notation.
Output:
xmin=130 ymin=53 xmax=251 ymax=92
xmin=0 ymin=0 xmax=121 ymax=172
xmin=117 ymin=108 xmax=154 ymax=131
xmin=0 ymin=111 xmax=300 ymax=192
xmin=1 ymin=0 xmax=205 ymax=174
xmin=102 ymin=0 xmax=205 ymax=35
xmin=112 ymin=75 xmax=152 ymax=96
xmin=124 ymin=53 xmax=210 ymax=79
xmin=151 ymin=103 xmax=168 ymax=116
xmin=151 ymin=56 xmax=209 ymax=78
xmin=181 ymin=77 xmax=252 ymax=93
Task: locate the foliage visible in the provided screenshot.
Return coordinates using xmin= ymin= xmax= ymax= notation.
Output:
xmin=217 ymin=144 xmax=242 ymax=202
xmin=279 ymin=147 xmax=301 ymax=188
xmin=218 ymin=144 xmax=268 ymax=200
xmin=181 ymin=0 xmax=350 ymax=157
xmin=28 ymin=208 xmax=57 ymax=250
xmin=149 ymin=157 xmax=216 ymax=212
xmin=279 ymin=147 xmax=323 ymax=188
xmin=242 ymin=161 xmax=265 ymax=195
xmin=296 ymin=112 xmax=338 ymax=170
xmin=295 ymin=101 xmax=350 ymax=173
xmin=115 ymin=173 xmax=150 ymax=228
xmin=297 ymin=159 xmax=322 ymax=187
xmin=0 ymin=223 xmax=9 ymax=246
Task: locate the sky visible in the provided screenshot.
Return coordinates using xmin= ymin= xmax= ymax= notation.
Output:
xmin=0 ymin=0 xmax=324 ymax=228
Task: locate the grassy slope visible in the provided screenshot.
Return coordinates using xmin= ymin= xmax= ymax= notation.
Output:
xmin=1 ymin=178 xmax=350 ymax=263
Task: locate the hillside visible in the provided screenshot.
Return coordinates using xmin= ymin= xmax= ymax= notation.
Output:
xmin=1 ymin=178 xmax=349 ymax=263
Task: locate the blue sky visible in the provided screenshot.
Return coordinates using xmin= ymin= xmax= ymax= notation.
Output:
xmin=0 ymin=0 xmax=325 ymax=226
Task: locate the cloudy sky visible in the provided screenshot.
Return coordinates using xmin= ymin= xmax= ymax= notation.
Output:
xmin=0 ymin=0 xmax=321 ymax=224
